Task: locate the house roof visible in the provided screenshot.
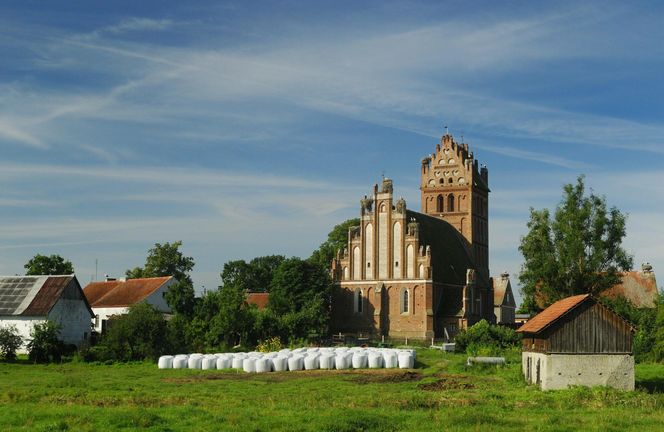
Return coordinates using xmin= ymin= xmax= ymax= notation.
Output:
xmin=493 ymin=274 xmax=513 ymax=306
xmin=246 ymin=292 xmax=269 ymax=309
xmin=517 ymin=294 xmax=590 ymax=334
xmin=84 ymin=276 xmax=173 ymax=308
xmin=601 ymin=270 xmax=659 ymax=308
xmin=0 ymin=275 xmax=92 ymax=317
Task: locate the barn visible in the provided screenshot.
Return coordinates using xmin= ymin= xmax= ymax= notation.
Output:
xmin=517 ymin=294 xmax=634 ymax=391
xmin=0 ymin=275 xmax=94 ymax=352
xmin=83 ymin=276 xmax=176 ymax=333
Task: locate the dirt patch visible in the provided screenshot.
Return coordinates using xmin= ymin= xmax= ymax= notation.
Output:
xmin=351 ymin=371 xmax=423 ymax=384
xmin=418 ymin=375 xmax=475 ymax=391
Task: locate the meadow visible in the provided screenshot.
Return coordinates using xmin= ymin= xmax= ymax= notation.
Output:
xmin=1 ymin=350 xmax=663 ymax=432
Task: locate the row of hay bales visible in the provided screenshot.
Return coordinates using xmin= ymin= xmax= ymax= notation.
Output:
xmin=158 ymin=347 xmax=416 ymax=372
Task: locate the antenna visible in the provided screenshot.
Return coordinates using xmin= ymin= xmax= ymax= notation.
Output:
xmin=444 ymin=125 xmax=449 ymax=135
xmin=95 ymin=259 xmax=98 ymax=281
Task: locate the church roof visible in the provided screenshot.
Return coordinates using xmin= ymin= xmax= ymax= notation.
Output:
xmin=0 ymin=275 xmax=92 ymax=317
xmin=84 ymin=276 xmax=173 ymax=308
xmin=406 ymin=210 xmax=477 ymax=286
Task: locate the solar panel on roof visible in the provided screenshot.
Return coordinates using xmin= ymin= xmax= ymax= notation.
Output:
xmin=0 ymin=277 xmax=40 ymax=315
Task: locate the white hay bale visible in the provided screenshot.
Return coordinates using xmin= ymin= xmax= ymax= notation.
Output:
xmin=383 ymin=353 xmax=398 ymax=368
xmin=352 ymin=353 xmax=368 ymax=369
xmin=335 ymin=353 xmax=351 ymax=370
xmin=216 ymin=356 xmax=232 ymax=369
xmin=232 ymin=356 xmax=246 ymax=369
xmin=255 ymin=358 xmax=271 ymax=373
xmin=172 ymin=356 xmax=188 ymax=369
xmin=368 ymin=353 xmax=383 ymax=369
xmin=272 ymin=356 xmax=288 ymax=372
xmin=188 ymin=356 xmax=202 ymax=369
xmin=304 ymin=355 xmax=319 ymax=370
xmin=158 ymin=355 xmax=173 ymax=369
xmin=288 ymin=355 xmax=304 ymax=371
xmin=243 ymin=358 xmax=256 ymax=373
xmin=398 ymin=352 xmax=414 ymax=369
xmin=202 ymin=357 xmax=217 ymax=370
xmin=319 ymin=354 xmax=335 ymax=370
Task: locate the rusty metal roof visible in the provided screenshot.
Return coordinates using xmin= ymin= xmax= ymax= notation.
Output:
xmin=0 ymin=275 xmax=92 ymax=317
xmin=601 ymin=271 xmax=659 ymax=308
xmin=246 ymin=292 xmax=269 ymax=309
xmin=517 ymin=294 xmax=590 ymax=334
xmin=84 ymin=276 xmax=173 ymax=308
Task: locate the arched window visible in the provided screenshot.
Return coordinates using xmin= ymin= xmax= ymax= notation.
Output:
xmin=447 ymin=194 xmax=455 ymax=212
xmin=401 ymin=289 xmax=409 ymax=313
xmin=354 ymin=289 xmax=364 ymax=314
xmin=436 ymin=195 xmax=443 ymax=212
xmin=448 ymin=178 xmax=453 ymax=184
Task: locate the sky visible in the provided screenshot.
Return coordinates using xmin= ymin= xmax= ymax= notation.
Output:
xmin=1 ymin=0 xmax=663 ymax=303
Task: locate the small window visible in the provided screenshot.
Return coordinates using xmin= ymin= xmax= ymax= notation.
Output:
xmin=94 ymin=315 xmax=99 ymax=327
xmin=162 ymin=292 xmax=166 ymax=298
xmin=395 ymin=261 xmax=399 ymax=267
xmin=367 ymin=262 xmax=371 ymax=268
xmin=402 ymin=289 xmax=409 ymax=313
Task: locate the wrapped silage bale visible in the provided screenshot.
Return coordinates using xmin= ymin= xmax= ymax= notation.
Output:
xmin=188 ymin=356 xmax=203 ymax=369
xmin=398 ymin=352 xmax=414 ymax=369
xmin=335 ymin=353 xmax=351 ymax=370
xmin=172 ymin=356 xmax=187 ymax=369
xmin=243 ymin=358 xmax=256 ymax=373
xmin=265 ymin=352 xmax=278 ymax=359
xmin=368 ymin=352 xmax=383 ymax=369
xmin=202 ymin=356 xmax=217 ymax=370
xmin=319 ymin=354 xmax=335 ymax=370
xmin=288 ymin=355 xmax=304 ymax=371
xmin=272 ymin=356 xmax=288 ymax=372
xmin=352 ymin=352 xmax=368 ymax=369
xmin=217 ymin=356 xmax=232 ymax=369
xmin=232 ymin=356 xmax=246 ymax=369
xmin=304 ymin=355 xmax=319 ymax=370
xmin=158 ymin=355 xmax=173 ymax=369
xmin=255 ymin=358 xmax=271 ymax=373
xmin=383 ymin=352 xmax=398 ymax=368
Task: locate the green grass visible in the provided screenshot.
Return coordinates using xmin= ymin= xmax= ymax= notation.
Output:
xmin=1 ymin=351 xmax=663 ymax=431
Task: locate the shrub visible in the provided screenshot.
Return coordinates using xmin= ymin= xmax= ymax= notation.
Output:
xmin=454 ymin=320 xmax=521 ymax=354
xmin=0 ymin=325 xmax=23 ymax=361
xmin=28 ymin=321 xmax=64 ymax=363
xmin=257 ymin=336 xmax=282 ymax=353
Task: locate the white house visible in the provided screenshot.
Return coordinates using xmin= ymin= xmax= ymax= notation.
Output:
xmin=0 ymin=275 xmax=94 ymax=352
xmin=83 ymin=276 xmax=175 ymax=333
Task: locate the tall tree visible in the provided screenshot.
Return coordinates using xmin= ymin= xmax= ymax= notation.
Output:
xmin=519 ymin=176 xmax=633 ymax=312
xmin=308 ymin=218 xmax=360 ymax=269
xmin=127 ymin=241 xmax=196 ymax=316
xmin=24 ymin=254 xmax=74 ymax=275
xmin=220 ymin=255 xmax=285 ymax=292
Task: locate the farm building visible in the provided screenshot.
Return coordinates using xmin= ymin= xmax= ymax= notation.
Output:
xmin=0 ymin=275 xmax=94 ymax=352
xmin=493 ymin=272 xmax=516 ymax=324
xmin=246 ymin=292 xmax=269 ymax=310
xmin=601 ymin=263 xmax=658 ymax=308
xmin=83 ymin=276 xmax=176 ymax=333
xmin=518 ymin=294 xmax=634 ymax=391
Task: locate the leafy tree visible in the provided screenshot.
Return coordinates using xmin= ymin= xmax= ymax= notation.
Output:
xmin=100 ymin=303 xmax=168 ymax=361
xmin=653 ymin=293 xmax=664 ymax=362
xmin=0 ymin=325 xmax=23 ymax=361
xmin=220 ymin=255 xmax=285 ymax=292
xmin=206 ymin=283 xmax=256 ymax=348
xmin=28 ymin=321 xmax=63 ymax=363
xmin=268 ymin=258 xmax=334 ymax=339
xmin=309 ymin=218 xmax=360 ymax=269
xmin=127 ymin=241 xmax=196 ymax=316
xmin=601 ymin=295 xmax=658 ymax=362
xmin=519 ymin=176 xmax=633 ymax=312
xmin=24 ymin=254 xmax=74 ymax=275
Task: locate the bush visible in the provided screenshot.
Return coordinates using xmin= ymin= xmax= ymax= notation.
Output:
xmin=28 ymin=321 xmax=64 ymax=363
xmin=97 ymin=302 xmax=168 ymax=362
xmin=257 ymin=336 xmax=282 ymax=353
xmin=0 ymin=325 xmax=23 ymax=361
xmin=454 ymin=320 xmax=521 ymax=354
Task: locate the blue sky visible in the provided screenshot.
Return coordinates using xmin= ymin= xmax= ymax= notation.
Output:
xmin=1 ymin=1 xmax=663 ymax=302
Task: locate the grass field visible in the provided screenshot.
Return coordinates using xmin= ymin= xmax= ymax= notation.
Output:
xmin=1 ymin=349 xmax=663 ymax=431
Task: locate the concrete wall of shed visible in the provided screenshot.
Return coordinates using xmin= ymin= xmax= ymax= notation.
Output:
xmin=522 ymin=352 xmax=634 ymax=391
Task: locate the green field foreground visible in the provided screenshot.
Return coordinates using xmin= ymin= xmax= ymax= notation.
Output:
xmin=1 ymin=350 xmax=663 ymax=432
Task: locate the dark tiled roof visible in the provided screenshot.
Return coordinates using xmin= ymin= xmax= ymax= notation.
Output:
xmin=84 ymin=276 xmax=173 ymax=308
xmin=517 ymin=294 xmax=589 ymax=334
xmin=601 ymin=271 xmax=659 ymax=308
xmin=247 ymin=292 xmax=269 ymax=309
xmin=0 ymin=275 xmax=92 ymax=317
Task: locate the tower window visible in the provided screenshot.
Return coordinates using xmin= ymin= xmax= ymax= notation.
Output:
xmin=448 ymin=195 xmax=455 ymax=212
xmin=448 ymin=178 xmax=453 ymax=184
xmin=436 ymin=195 xmax=443 ymax=212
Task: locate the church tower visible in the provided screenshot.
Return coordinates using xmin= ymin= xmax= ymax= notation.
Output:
xmin=420 ymin=131 xmax=490 ymax=280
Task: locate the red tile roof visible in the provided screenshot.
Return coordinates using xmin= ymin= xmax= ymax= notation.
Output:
xmin=247 ymin=292 xmax=269 ymax=309
xmin=84 ymin=277 xmax=173 ymax=308
xmin=601 ymin=271 xmax=659 ymax=308
xmin=517 ymin=294 xmax=590 ymax=334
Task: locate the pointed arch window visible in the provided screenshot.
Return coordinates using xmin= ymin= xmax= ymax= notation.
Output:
xmin=436 ymin=195 xmax=443 ymax=212
xmin=447 ymin=195 xmax=455 ymax=212
xmin=354 ymin=289 xmax=364 ymax=314
xmin=401 ymin=289 xmax=409 ymax=314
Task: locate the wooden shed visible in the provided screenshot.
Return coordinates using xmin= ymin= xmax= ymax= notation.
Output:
xmin=517 ymin=294 xmax=634 ymax=391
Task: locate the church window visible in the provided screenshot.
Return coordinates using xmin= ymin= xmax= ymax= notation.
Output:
xmin=448 ymin=158 xmax=455 ymax=164
xmin=447 ymin=195 xmax=455 ymax=212
xmin=367 ymin=262 xmax=371 ymax=268
xmin=436 ymin=195 xmax=443 ymax=212
xmin=354 ymin=289 xmax=364 ymax=314
xmin=401 ymin=289 xmax=409 ymax=313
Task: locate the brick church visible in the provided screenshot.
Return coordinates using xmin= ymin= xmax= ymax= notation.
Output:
xmin=331 ymin=132 xmax=494 ymax=340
